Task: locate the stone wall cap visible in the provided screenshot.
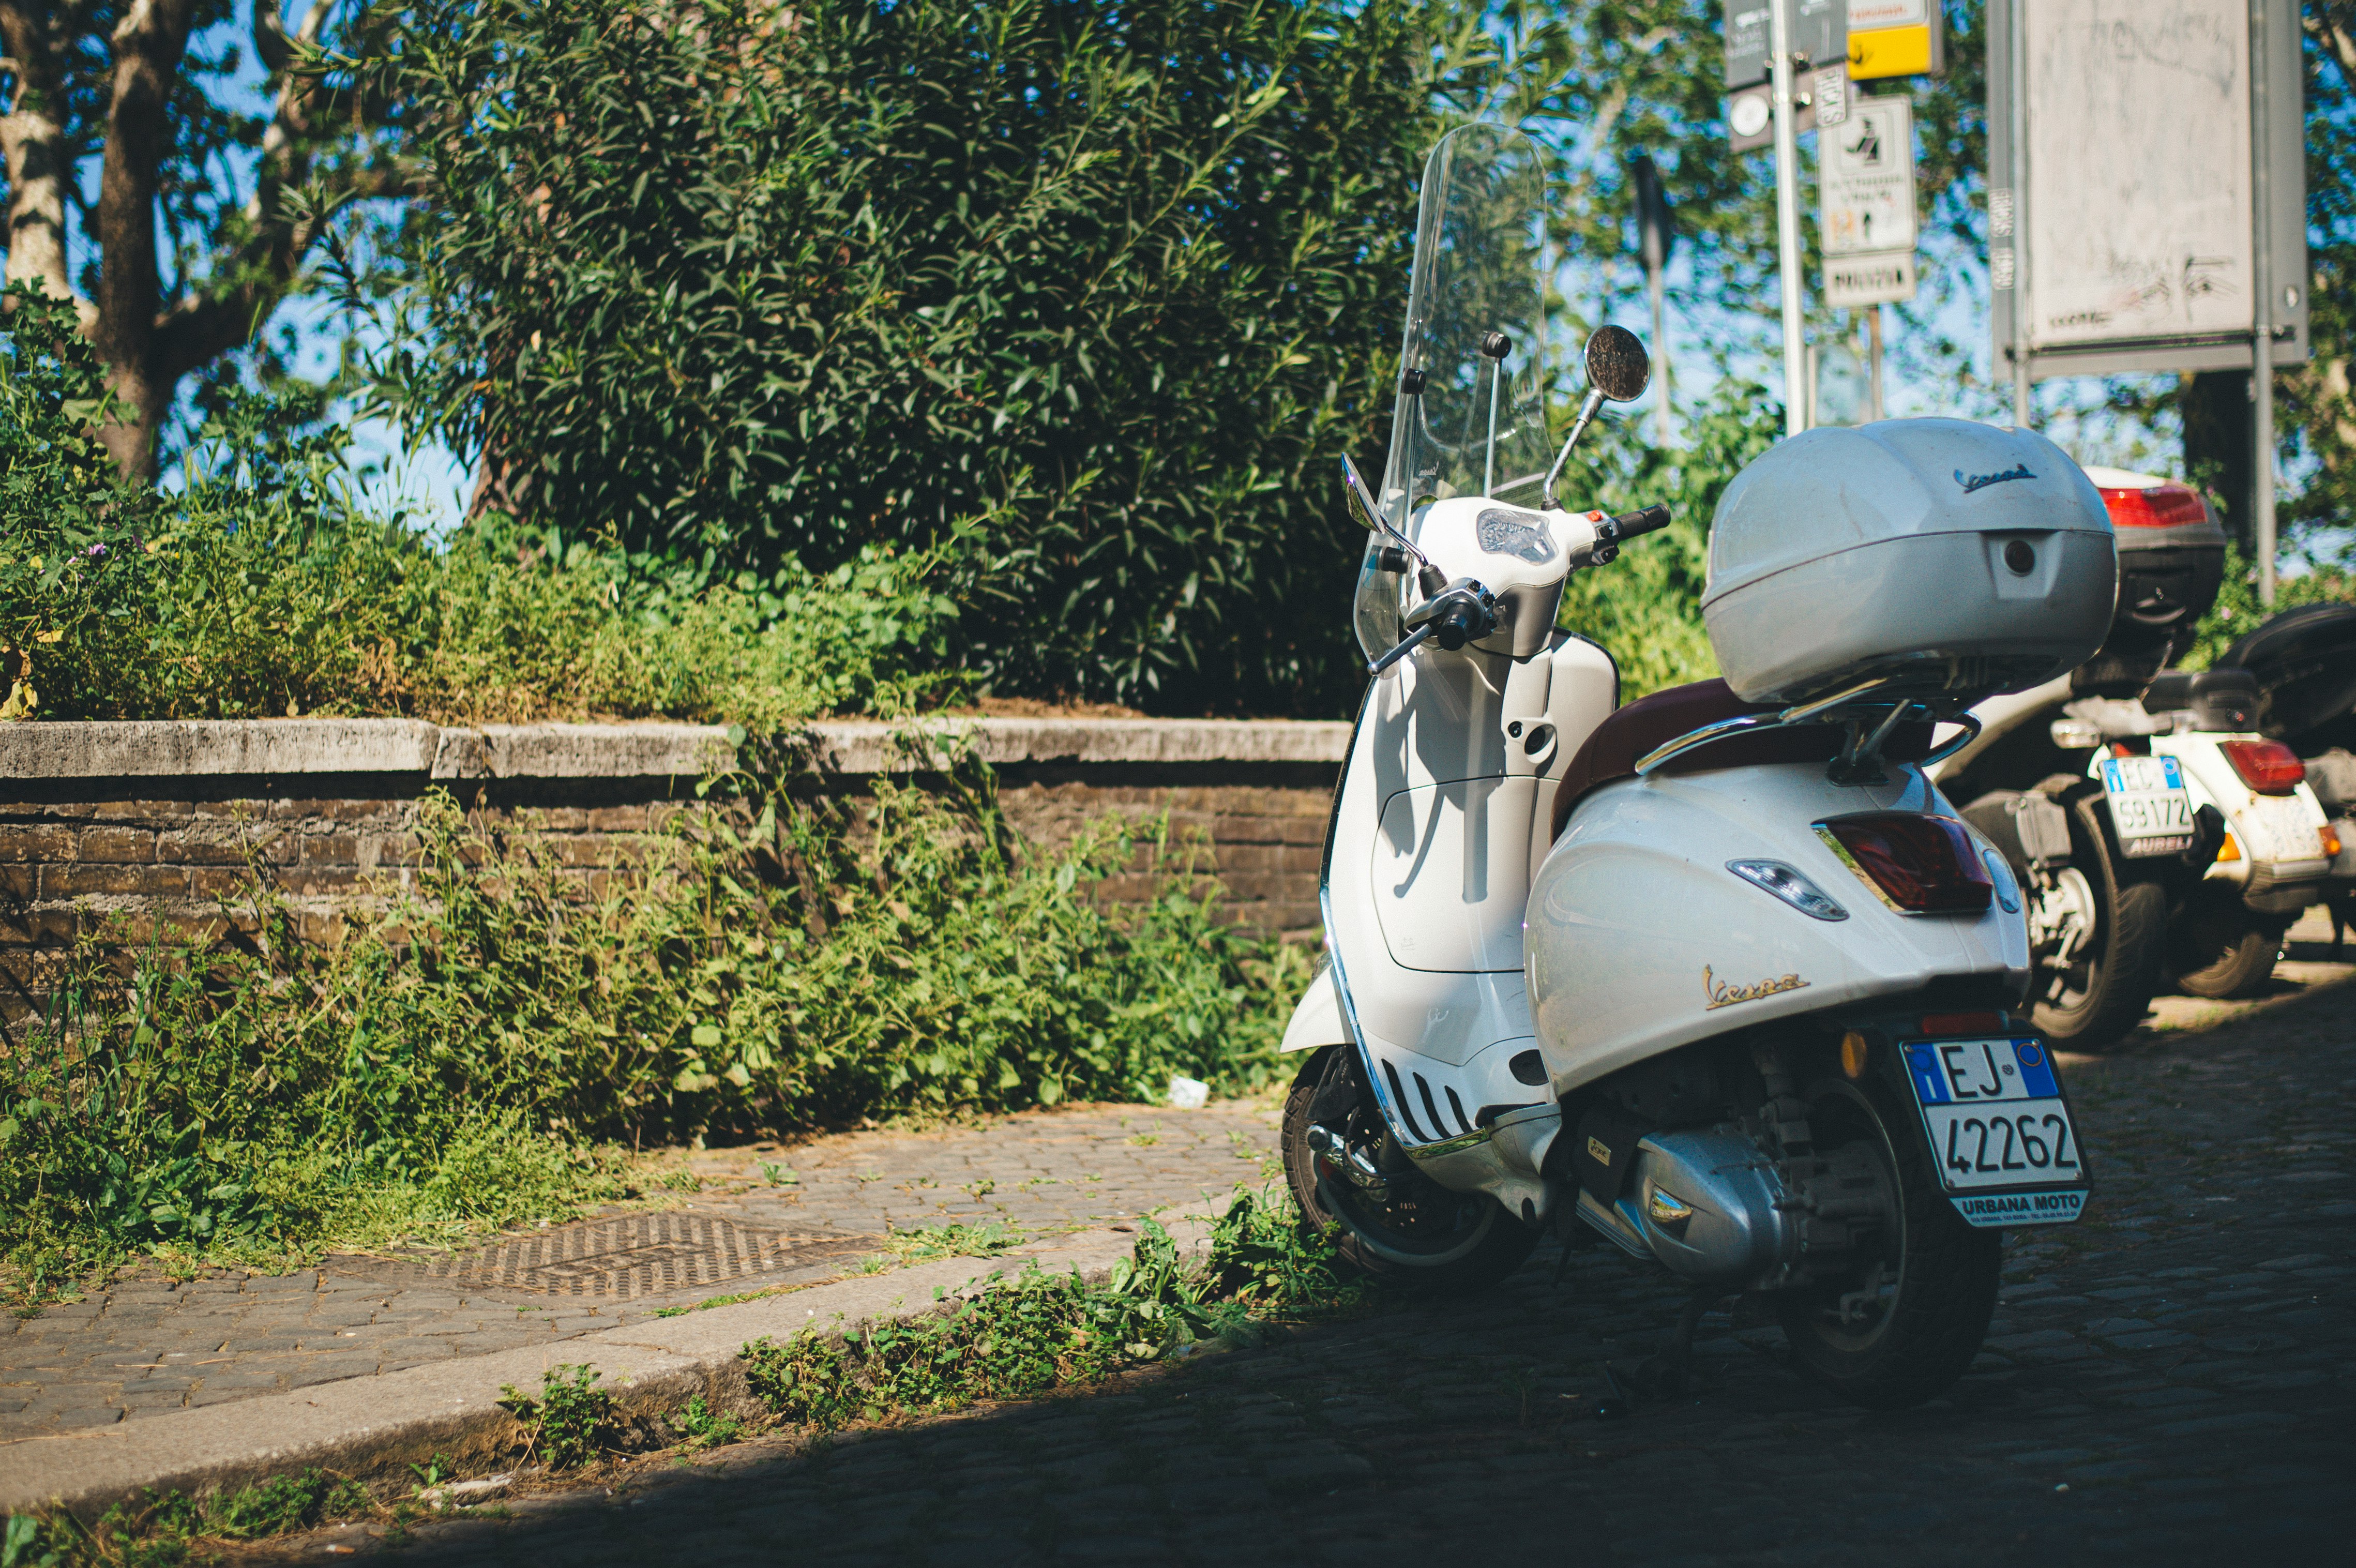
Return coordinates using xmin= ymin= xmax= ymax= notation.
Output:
xmin=804 ymin=716 xmax=1350 ymax=772
xmin=0 ymin=715 xmax=1345 ymax=780
xmin=0 ymin=718 xmax=441 ymax=779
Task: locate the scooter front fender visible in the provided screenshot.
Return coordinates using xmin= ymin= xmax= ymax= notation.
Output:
xmin=1527 ymin=760 xmax=2031 ymax=1095
xmin=1280 ymin=964 xmax=1348 ymax=1054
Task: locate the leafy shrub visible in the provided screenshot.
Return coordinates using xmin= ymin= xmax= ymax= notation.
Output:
xmin=1550 ymin=385 xmax=1781 ymax=699
xmin=0 ymin=287 xmax=955 ymax=727
xmin=0 ymin=758 xmax=1302 ymax=1302
xmin=364 ymin=0 xmax=1444 ymax=714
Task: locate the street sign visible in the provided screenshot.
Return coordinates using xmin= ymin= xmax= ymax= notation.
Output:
xmin=1846 ymin=0 xmax=1945 ymax=80
xmin=1726 ymin=0 xmax=1846 ymax=87
xmin=1820 ymin=96 xmax=1917 ymax=257
xmin=1825 ymin=250 xmax=1918 ymax=307
xmin=1730 ymin=64 xmax=1845 ymax=151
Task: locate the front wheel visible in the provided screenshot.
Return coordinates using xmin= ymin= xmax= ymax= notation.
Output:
xmin=1280 ymin=1048 xmax=1537 ymax=1292
xmin=2170 ymin=888 xmax=2286 ymax=999
xmin=1775 ymin=1076 xmax=2001 ymax=1409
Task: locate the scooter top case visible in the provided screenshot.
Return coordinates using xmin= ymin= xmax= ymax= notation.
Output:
xmin=2072 ymin=466 xmax=2227 ymax=697
xmin=1703 ymin=420 xmax=2116 ymax=706
xmin=2213 ymin=601 xmax=2356 ymax=749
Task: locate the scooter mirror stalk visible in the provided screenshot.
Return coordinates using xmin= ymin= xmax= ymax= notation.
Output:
xmin=1543 ymin=328 xmax=1653 ymax=510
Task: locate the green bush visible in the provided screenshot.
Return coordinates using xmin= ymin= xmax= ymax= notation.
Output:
xmin=0 ymin=757 xmax=1303 ymax=1302
xmin=1550 ymin=385 xmax=1781 ymax=699
xmin=364 ymin=0 xmax=1444 ymax=714
xmin=0 ymin=287 xmax=955 ymax=727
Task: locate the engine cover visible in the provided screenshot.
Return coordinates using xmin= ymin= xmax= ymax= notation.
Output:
xmin=1630 ymin=1130 xmax=1798 ymax=1288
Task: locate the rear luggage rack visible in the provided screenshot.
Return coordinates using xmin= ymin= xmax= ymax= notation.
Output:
xmin=1635 ymin=676 xmax=1983 ymax=785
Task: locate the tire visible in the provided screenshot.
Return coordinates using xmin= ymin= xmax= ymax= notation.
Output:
xmin=1979 ymin=790 xmax=2167 ymax=1047
xmin=1280 ymin=1048 xmax=1538 ymax=1293
xmin=2170 ymin=889 xmax=2287 ymax=999
xmin=1775 ymin=1075 xmax=2001 ymax=1409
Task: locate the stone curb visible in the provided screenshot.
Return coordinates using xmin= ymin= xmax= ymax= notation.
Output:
xmin=0 ymin=717 xmax=1349 ymax=781
xmin=0 ymin=1217 xmax=1218 ymax=1517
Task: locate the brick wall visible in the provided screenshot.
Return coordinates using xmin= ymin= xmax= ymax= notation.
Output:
xmin=0 ymin=719 xmax=1346 ymax=1026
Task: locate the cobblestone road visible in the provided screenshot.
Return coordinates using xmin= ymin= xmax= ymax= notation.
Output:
xmin=269 ymin=934 xmax=2355 ymax=1566
xmin=0 ymin=1107 xmax=1277 ymax=1441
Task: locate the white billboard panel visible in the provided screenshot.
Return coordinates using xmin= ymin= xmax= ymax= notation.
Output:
xmin=2023 ymin=1 xmax=2248 ymax=348
xmin=1988 ymin=0 xmax=2307 ymax=376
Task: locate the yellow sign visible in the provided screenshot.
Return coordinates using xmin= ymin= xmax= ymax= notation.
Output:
xmin=1850 ymin=23 xmax=1935 ymax=80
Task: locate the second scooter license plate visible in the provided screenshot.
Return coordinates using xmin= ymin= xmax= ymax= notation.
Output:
xmin=2101 ymin=754 xmax=2195 ymax=857
xmin=1902 ymin=1038 xmax=2088 ymax=1228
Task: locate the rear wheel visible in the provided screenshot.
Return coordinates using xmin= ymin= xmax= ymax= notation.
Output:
xmin=2170 ymin=889 xmax=2287 ymax=999
xmin=1775 ymin=1076 xmax=2001 ymax=1409
xmin=1280 ymin=1048 xmax=1537 ymax=1292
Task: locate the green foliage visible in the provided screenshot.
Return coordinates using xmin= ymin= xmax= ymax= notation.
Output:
xmin=499 ymin=1365 xmax=615 ymax=1470
xmin=1551 ymin=384 xmax=1781 ymax=698
xmin=2 ymin=1471 xmax=370 ymax=1567
xmin=363 ymin=0 xmax=1451 ymax=714
xmin=670 ymin=1395 xmax=743 ymax=1453
xmin=0 ymin=286 xmax=954 ymax=726
xmin=0 ymin=762 xmax=1302 ymax=1302
xmin=742 ymin=1189 xmax=1360 ymax=1431
xmin=2179 ymin=547 xmax=2356 ymax=671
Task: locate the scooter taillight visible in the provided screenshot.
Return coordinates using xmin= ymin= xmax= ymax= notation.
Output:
xmin=1818 ymin=813 xmax=1994 ymax=915
xmin=2220 ymin=738 xmax=2305 ymax=795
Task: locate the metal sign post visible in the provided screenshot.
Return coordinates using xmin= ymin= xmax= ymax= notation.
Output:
xmin=1768 ymin=0 xmax=1809 ymax=436
xmin=2251 ymin=0 xmax=2276 ymax=603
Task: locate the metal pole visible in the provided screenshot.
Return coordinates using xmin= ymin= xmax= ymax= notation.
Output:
xmin=1649 ymin=262 xmax=1672 ymax=445
xmin=2250 ymin=0 xmax=2277 ymax=604
xmin=1769 ymin=0 xmax=1807 ymax=439
xmin=2009 ymin=0 xmax=2032 ymax=427
xmin=1868 ymin=306 xmax=1885 ymax=421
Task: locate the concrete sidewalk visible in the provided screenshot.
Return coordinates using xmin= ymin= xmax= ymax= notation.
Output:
xmin=0 ymin=1101 xmax=1277 ymax=1511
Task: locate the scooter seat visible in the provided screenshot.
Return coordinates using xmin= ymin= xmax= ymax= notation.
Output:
xmin=1550 ymin=678 xmax=1935 ymax=840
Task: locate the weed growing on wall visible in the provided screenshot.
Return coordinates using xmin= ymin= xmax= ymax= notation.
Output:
xmin=500 ymin=1366 xmax=617 ymax=1471
xmin=742 ymin=1191 xmax=1364 ymax=1432
xmin=0 ymin=756 xmax=1303 ymax=1303
xmin=0 ymin=1469 xmax=371 ymax=1565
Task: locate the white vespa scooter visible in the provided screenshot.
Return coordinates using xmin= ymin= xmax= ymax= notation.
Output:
xmin=1278 ymin=124 xmax=2108 ymax=1409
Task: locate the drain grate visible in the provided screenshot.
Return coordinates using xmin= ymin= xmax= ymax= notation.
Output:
xmin=390 ymin=1213 xmax=867 ymax=1302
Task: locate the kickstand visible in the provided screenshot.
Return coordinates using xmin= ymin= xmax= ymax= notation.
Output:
xmin=1634 ymin=1288 xmax=1720 ymax=1398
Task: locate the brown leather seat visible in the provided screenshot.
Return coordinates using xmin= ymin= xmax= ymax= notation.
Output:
xmin=1550 ymin=678 xmax=1935 ymax=839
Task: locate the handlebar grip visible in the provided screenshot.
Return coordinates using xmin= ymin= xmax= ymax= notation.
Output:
xmin=1610 ymin=504 xmax=1673 ymax=539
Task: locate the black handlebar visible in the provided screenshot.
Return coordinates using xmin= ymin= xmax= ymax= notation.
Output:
xmin=1607 ymin=504 xmax=1673 ymax=540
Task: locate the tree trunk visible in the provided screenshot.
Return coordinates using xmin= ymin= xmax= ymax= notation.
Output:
xmin=2180 ymin=370 xmax=2255 ymax=555
xmin=0 ymin=0 xmax=74 ymax=303
xmin=92 ymin=0 xmax=199 ymax=479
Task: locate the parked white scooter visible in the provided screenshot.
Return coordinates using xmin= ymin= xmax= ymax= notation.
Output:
xmin=1279 ymin=124 xmax=2105 ymax=1410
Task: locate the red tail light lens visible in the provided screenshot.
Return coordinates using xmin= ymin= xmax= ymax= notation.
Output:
xmin=2221 ymin=739 xmax=2304 ymax=795
xmin=1819 ymin=814 xmax=1995 ymax=914
xmin=2099 ymin=482 xmax=2210 ymax=529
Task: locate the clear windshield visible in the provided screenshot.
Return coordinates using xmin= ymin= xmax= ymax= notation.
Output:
xmin=1354 ymin=124 xmax=1554 ymax=661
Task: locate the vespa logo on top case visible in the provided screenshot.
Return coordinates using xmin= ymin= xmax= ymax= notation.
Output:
xmin=1954 ymin=463 xmax=2035 ymax=494
xmin=1703 ymin=965 xmax=1810 ymax=1012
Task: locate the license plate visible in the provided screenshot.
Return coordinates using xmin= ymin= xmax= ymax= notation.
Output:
xmin=2102 ymin=754 xmax=2194 ymax=857
xmin=2230 ymin=793 xmax=2329 ymax=870
xmin=1902 ymin=1037 xmax=2088 ymax=1228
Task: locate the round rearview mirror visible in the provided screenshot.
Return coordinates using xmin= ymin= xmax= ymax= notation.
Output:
xmin=1584 ymin=325 xmax=1651 ymax=402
